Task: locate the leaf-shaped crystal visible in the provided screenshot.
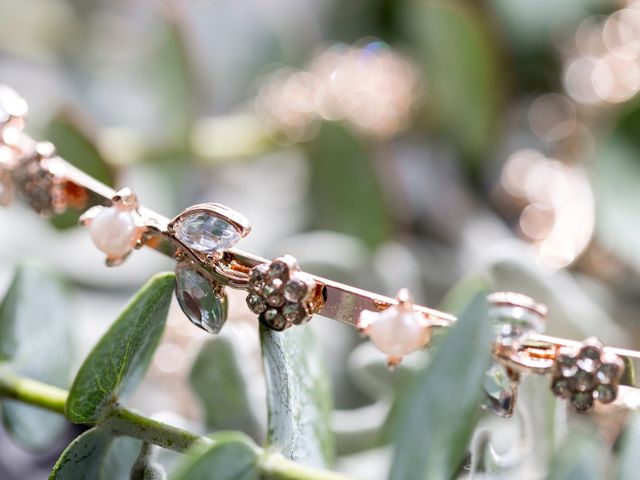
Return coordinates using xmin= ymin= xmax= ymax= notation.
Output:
xmin=175 ymin=262 xmax=227 ymax=334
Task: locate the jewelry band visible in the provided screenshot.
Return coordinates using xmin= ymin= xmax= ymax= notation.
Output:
xmin=1 ymin=85 xmax=638 ymax=415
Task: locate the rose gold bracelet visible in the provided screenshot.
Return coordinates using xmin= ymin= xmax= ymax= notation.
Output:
xmin=1 ymin=84 xmax=638 ymax=417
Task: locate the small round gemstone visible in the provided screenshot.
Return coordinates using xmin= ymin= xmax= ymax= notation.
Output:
xmin=570 ymin=391 xmax=594 ymax=412
xmin=283 ymin=302 xmax=307 ymax=324
xmin=284 ymin=278 xmax=308 ymax=302
xmin=596 ymin=384 xmax=617 ymax=404
xmin=266 ymin=291 xmax=285 ymax=308
xmin=261 ymin=283 xmax=280 ymax=299
xmin=175 ymin=212 xmax=241 ymax=253
xmin=261 ymin=309 xmax=287 ymax=331
xmin=577 ymin=345 xmax=601 ymax=372
xmin=571 ymin=369 xmax=595 ymax=392
xmin=249 ymin=264 xmax=269 ymax=292
xmin=268 ymin=260 xmax=289 ymax=280
xmin=597 ymin=363 xmax=619 ymax=384
xmin=556 ymin=352 xmax=577 ymax=377
xmin=551 ymin=377 xmax=572 ymax=399
xmin=246 ymin=292 xmax=267 ymax=314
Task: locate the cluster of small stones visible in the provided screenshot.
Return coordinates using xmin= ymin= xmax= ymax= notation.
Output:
xmin=551 ymin=338 xmax=624 ymax=412
xmin=12 ymin=147 xmax=62 ymax=216
xmin=246 ymin=255 xmax=315 ymax=331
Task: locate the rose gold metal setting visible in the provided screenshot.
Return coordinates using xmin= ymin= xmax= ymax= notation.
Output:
xmin=487 ymin=291 xmax=548 ymax=319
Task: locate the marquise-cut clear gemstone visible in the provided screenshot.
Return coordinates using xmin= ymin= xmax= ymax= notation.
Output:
xmin=175 ymin=212 xmax=241 ymax=252
xmin=489 ymin=304 xmax=545 ymax=347
xmin=175 ymin=262 xmax=227 ymax=334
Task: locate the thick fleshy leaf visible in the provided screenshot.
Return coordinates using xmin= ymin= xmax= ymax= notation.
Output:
xmin=0 ymin=262 xmax=72 ymax=450
xmin=595 ymin=135 xmax=640 ymax=273
xmin=617 ymin=412 xmax=640 ymax=480
xmin=189 ymin=337 xmax=262 ymax=440
xmin=149 ymin=8 xmax=193 ymax=148
xmin=260 ymin=324 xmax=334 ymax=467
xmin=402 ymin=0 xmax=501 ymax=162
xmin=305 ymin=123 xmax=390 ymax=247
xmin=45 ymin=111 xmax=115 ymax=230
xmin=171 ymin=432 xmax=259 ymax=480
xmin=49 ymin=427 xmax=114 ymax=479
xmin=102 ymin=436 xmax=144 ymax=480
xmin=489 ymin=0 xmax=599 ymax=50
xmin=66 ymin=272 xmax=175 ymax=423
xmin=388 ymin=293 xmax=491 ymax=480
xmin=547 ymin=429 xmax=604 ymax=480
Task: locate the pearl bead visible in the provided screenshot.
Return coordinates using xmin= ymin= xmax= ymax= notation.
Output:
xmin=89 ymin=207 xmax=140 ymax=258
xmin=367 ymin=305 xmax=431 ymax=356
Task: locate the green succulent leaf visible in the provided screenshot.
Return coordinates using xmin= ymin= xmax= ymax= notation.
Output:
xmin=260 ymin=324 xmax=334 ymax=467
xmin=103 ymin=436 xmax=145 ymax=480
xmin=149 ymin=8 xmax=193 ymax=149
xmin=547 ymin=428 xmax=604 ymax=480
xmin=0 ymin=261 xmax=72 ymax=450
xmin=171 ymin=432 xmax=259 ymax=480
xmin=617 ymin=412 xmax=640 ymax=480
xmin=388 ymin=292 xmax=491 ymax=480
xmin=49 ymin=427 xmax=115 ymax=479
xmin=595 ymin=134 xmax=640 ymax=274
xmin=45 ymin=111 xmax=115 ymax=230
xmin=189 ymin=337 xmax=262 ymax=440
xmin=305 ymin=123 xmax=390 ymax=248
xmin=66 ymin=272 xmax=175 ymax=423
xmin=402 ymin=0 xmax=501 ymax=163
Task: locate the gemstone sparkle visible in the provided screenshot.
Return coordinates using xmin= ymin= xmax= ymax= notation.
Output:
xmin=174 ymin=212 xmax=241 ymax=253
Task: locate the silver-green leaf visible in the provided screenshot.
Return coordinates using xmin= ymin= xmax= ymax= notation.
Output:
xmin=547 ymin=428 xmax=605 ymax=480
xmin=260 ymin=324 xmax=334 ymax=467
xmin=49 ymin=427 xmax=114 ymax=479
xmin=171 ymin=432 xmax=259 ymax=480
xmin=388 ymin=292 xmax=492 ymax=480
xmin=66 ymin=272 xmax=175 ymax=423
xmin=189 ymin=337 xmax=262 ymax=440
xmin=0 ymin=261 xmax=72 ymax=450
xmin=617 ymin=411 xmax=640 ymax=480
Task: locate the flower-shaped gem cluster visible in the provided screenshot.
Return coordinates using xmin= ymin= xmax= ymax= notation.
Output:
xmin=246 ymin=255 xmax=316 ymax=331
xmin=551 ymin=337 xmax=624 ymax=412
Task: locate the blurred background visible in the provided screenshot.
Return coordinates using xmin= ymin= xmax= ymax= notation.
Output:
xmin=2 ymin=0 xmax=640 ymax=478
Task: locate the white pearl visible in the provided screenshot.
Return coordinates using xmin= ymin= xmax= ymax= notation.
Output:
xmin=367 ymin=305 xmax=430 ymax=356
xmin=89 ymin=207 xmax=139 ymax=257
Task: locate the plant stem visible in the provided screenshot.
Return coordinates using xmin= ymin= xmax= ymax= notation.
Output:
xmin=260 ymin=453 xmax=353 ymax=480
xmin=0 ymin=370 xmax=354 ymax=480
xmin=0 ymin=369 xmax=67 ymax=414
xmin=106 ymin=405 xmax=210 ymax=453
